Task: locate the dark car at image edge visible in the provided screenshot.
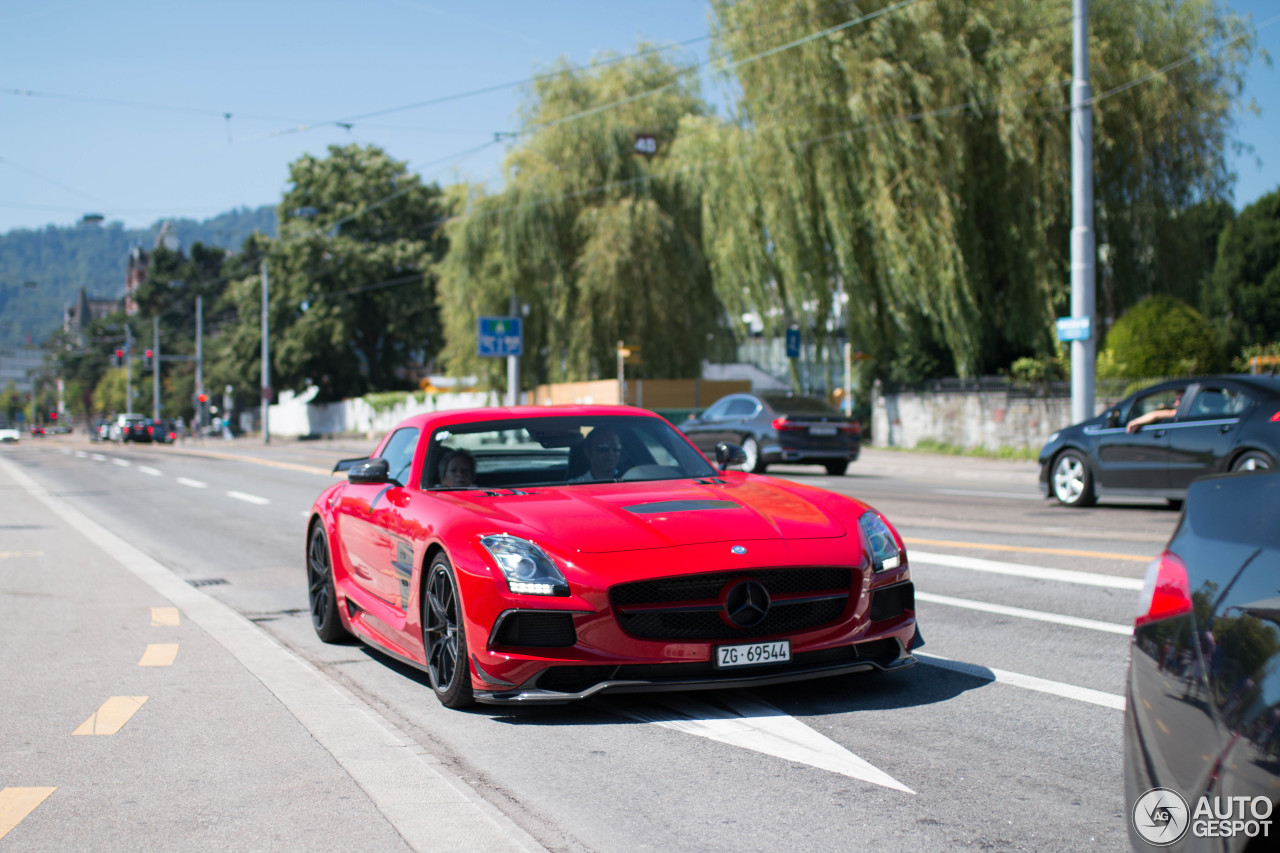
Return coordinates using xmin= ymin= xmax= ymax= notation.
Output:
xmin=1039 ymin=374 xmax=1280 ymax=507
xmin=1125 ymin=470 xmax=1280 ymax=850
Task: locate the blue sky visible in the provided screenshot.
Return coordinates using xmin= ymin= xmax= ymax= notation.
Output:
xmin=1 ymin=0 xmax=1275 ymax=236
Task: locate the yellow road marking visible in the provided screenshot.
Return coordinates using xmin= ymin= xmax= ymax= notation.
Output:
xmin=0 ymin=787 xmax=57 ymax=841
xmin=72 ymin=696 xmax=148 ymax=735
xmin=1156 ymin=719 xmax=1171 ymax=735
xmin=150 ymin=606 xmax=180 ymax=626
xmin=904 ymin=537 xmax=1153 ymax=563
xmin=0 ymin=550 xmax=43 ymax=559
xmin=138 ymin=644 xmax=179 ymax=667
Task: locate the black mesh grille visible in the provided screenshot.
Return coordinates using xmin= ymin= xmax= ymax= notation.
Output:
xmin=492 ymin=611 xmax=577 ymax=648
xmin=869 ymin=582 xmax=914 ymax=622
xmin=610 ymin=568 xmax=853 ymax=641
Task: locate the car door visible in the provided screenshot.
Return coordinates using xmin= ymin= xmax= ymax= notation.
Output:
xmin=682 ymin=398 xmax=733 ymax=454
xmin=1167 ymin=383 xmax=1251 ymax=489
xmin=334 ymin=427 xmax=418 ymax=606
xmin=1092 ymin=385 xmax=1187 ymax=491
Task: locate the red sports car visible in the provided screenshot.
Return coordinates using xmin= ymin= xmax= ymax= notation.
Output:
xmin=306 ymin=406 xmax=919 ymax=708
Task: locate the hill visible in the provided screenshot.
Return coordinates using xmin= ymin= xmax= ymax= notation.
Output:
xmin=0 ymin=206 xmax=276 ymax=349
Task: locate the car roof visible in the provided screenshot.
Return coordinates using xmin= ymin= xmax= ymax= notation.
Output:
xmin=389 ymin=405 xmax=668 ymax=434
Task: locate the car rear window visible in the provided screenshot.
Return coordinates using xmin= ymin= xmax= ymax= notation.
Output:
xmin=759 ymin=393 xmax=841 ymax=416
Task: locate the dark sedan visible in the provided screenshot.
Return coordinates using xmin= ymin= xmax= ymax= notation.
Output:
xmin=1039 ymin=374 xmax=1280 ymax=507
xmin=680 ymin=392 xmax=861 ymax=475
xmin=1125 ymin=470 xmax=1280 ymax=850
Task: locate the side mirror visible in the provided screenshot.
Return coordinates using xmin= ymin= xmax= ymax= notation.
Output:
xmin=1105 ymin=410 xmax=1120 ymax=429
xmin=333 ymin=456 xmax=368 ymax=475
xmin=348 ymin=457 xmax=391 ymax=485
xmin=715 ymin=442 xmax=748 ymax=471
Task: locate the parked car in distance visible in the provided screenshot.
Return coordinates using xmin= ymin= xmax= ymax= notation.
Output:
xmin=149 ymin=419 xmax=177 ymax=443
xmin=91 ymin=420 xmax=111 ymax=442
xmin=1125 ymin=470 xmax=1280 ymax=850
xmin=1039 ymin=374 xmax=1280 ymax=507
xmin=307 ymin=406 xmax=917 ymax=709
xmin=679 ymin=391 xmax=862 ymax=475
xmin=0 ymin=425 xmax=20 ymax=443
xmin=109 ymin=413 xmax=149 ymax=443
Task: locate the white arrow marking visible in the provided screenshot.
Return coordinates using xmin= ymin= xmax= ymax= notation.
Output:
xmin=614 ymin=692 xmax=914 ymax=793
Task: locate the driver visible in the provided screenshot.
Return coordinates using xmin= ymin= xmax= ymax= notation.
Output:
xmin=571 ymin=427 xmax=625 ymax=482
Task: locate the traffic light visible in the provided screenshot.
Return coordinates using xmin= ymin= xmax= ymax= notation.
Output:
xmin=144 ymin=349 xmax=154 ymax=371
xmin=198 ymin=393 xmax=208 ymax=404
xmin=113 ymin=348 xmax=123 ymax=367
xmin=49 ymin=411 xmax=57 ymax=421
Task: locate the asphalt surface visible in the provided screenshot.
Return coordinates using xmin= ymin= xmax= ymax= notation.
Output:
xmin=0 ymin=433 xmax=1177 ymax=851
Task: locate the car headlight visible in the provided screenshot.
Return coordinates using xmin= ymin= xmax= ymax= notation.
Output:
xmin=858 ymin=511 xmax=902 ymax=573
xmin=480 ymin=534 xmax=570 ymax=596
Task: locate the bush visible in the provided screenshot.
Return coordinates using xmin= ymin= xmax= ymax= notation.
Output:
xmin=1098 ymin=296 xmax=1221 ymax=378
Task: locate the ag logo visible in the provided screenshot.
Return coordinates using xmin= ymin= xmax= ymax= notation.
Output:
xmin=1133 ymin=787 xmax=1189 ymax=846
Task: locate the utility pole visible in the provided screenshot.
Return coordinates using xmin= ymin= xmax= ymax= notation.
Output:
xmin=1070 ymin=0 xmax=1096 ymax=423
xmin=261 ymin=259 xmax=270 ymax=443
xmin=506 ymin=292 xmax=519 ymax=407
xmin=152 ymin=315 xmax=160 ymax=421
xmin=125 ymin=324 xmax=134 ymax=414
xmin=196 ymin=295 xmax=204 ymax=430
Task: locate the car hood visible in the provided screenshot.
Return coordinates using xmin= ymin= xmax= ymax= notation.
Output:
xmin=440 ymin=478 xmax=850 ymax=553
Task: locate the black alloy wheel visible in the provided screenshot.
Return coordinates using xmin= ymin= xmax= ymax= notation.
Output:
xmin=307 ymin=525 xmax=349 ymax=643
xmin=1232 ymin=450 xmax=1274 ymax=473
xmin=422 ymin=556 xmax=474 ymax=708
xmin=1051 ymin=450 xmax=1097 ymax=507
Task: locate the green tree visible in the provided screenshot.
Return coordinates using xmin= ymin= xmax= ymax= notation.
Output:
xmin=219 ymin=145 xmax=449 ymax=403
xmin=436 ymin=49 xmax=724 ymax=389
xmin=686 ymin=0 xmax=1254 ymax=382
xmin=1202 ymin=188 xmax=1280 ymax=353
xmin=1099 ymin=295 xmax=1221 ymax=378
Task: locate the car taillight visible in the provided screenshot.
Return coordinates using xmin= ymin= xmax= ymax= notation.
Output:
xmin=771 ymin=416 xmax=804 ymax=431
xmin=1271 ymin=411 xmax=1280 ymax=423
xmin=1136 ymin=550 xmax=1193 ymax=628
xmin=168 ymin=432 xmax=176 ymax=441
xmin=147 ymin=425 xmax=154 ymax=435
xmin=840 ymin=422 xmax=862 ymax=435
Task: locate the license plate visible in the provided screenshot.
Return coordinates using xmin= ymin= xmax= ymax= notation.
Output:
xmin=714 ymin=640 xmax=791 ymax=669
xmin=809 ymin=425 xmax=837 ymax=436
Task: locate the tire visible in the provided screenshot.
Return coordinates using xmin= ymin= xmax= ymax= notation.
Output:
xmin=307 ymin=524 xmax=350 ymax=643
xmin=422 ymin=555 xmax=474 ymax=709
xmin=1166 ymin=498 xmax=1184 ymax=511
xmin=1232 ymin=451 xmax=1274 ymax=473
xmin=1051 ymin=450 xmax=1096 ymax=507
xmin=741 ymin=437 xmax=767 ymax=473
xmin=824 ymin=460 xmax=850 ymax=476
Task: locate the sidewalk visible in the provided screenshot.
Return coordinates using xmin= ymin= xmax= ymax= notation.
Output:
xmin=0 ymin=454 xmax=542 ymax=852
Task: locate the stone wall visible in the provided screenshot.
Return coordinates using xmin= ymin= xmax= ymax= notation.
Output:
xmin=871 ymin=382 xmax=1089 ymax=451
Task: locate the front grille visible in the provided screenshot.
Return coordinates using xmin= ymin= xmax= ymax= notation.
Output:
xmin=491 ymin=611 xmax=577 ymax=648
xmin=610 ymin=568 xmax=853 ymax=641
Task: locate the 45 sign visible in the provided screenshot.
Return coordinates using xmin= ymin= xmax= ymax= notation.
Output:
xmin=477 ymin=316 xmax=523 ymax=358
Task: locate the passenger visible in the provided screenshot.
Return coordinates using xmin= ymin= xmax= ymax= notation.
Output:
xmin=1126 ymin=390 xmax=1183 ymax=433
xmin=571 ymin=427 xmax=624 ymax=482
xmin=438 ymin=449 xmax=477 ymax=487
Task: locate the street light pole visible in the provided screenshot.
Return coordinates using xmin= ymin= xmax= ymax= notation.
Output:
xmin=196 ymin=295 xmax=205 ymax=429
xmin=152 ymin=315 xmax=160 ymax=421
xmin=125 ymin=324 xmax=133 ymax=414
xmin=1070 ymin=0 xmax=1096 ymax=423
xmin=261 ymin=259 xmax=270 ymax=444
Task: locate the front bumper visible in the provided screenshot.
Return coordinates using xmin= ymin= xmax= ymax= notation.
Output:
xmin=473 ymin=634 xmax=916 ymax=704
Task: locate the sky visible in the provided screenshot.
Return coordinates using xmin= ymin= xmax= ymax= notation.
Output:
xmin=1 ymin=0 xmax=1276 ymax=237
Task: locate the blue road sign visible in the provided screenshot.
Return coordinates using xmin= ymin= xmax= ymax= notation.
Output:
xmin=1056 ymin=316 xmax=1092 ymax=342
xmin=478 ymin=316 xmax=523 ymax=357
xmin=785 ymin=328 xmax=801 ymax=358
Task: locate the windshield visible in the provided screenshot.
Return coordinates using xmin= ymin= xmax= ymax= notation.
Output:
xmin=424 ymin=415 xmax=717 ymax=490
xmin=759 ymin=393 xmax=842 ymax=416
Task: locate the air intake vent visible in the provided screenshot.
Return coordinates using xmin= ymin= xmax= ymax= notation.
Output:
xmin=492 ymin=611 xmax=577 ymax=648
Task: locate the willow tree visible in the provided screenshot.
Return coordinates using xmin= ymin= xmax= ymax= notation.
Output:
xmin=683 ymin=0 xmax=1254 ymax=382
xmin=436 ymin=49 xmax=723 ymax=389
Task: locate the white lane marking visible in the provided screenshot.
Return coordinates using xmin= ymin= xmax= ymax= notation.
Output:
xmin=112 ymin=458 xmax=130 ymax=467
xmin=615 ymin=693 xmax=913 ymax=793
xmin=918 ymin=653 xmax=1125 ymax=710
xmin=137 ymin=466 xmax=162 ymax=477
xmin=177 ymin=478 xmax=207 ymax=489
xmin=91 ymin=454 xmax=106 ymax=461
xmin=916 ymin=591 xmax=1133 ymax=636
xmin=910 ymin=549 xmax=1143 ymax=591
xmin=932 ymin=488 xmax=1043 ymax=501
xmin=226 ymin=490 xmax=270 ymax=505
xmin=0 ymin=456 xmax=540 ymax=853
xmin=74 ymin=450 xmax=87 ymax=458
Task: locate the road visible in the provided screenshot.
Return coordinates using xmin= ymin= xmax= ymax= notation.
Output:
xmin=0 ymin=434 xmax=1177 ymax=851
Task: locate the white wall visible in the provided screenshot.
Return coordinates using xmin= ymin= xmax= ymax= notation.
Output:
xmin=268 ymin=387 xmax=499 ymax=438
